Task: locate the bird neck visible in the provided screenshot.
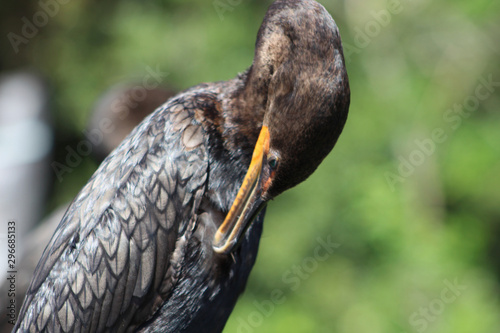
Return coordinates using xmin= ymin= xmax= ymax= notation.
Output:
xmin=221 ymin=65 xmax=270 ymax=153
xmin=200 ymin=67 xmax=269 ymax=213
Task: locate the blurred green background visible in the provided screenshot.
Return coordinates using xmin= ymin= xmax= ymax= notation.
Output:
xmin=1 ymin=0 xmax=499 ymax=332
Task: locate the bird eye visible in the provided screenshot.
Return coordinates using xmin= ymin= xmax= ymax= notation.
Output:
xmin=268 ymin=157 xmax=279 ymax=170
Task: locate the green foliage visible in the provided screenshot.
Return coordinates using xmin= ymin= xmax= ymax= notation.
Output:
xmin=3 ymin=0 xmax=499 ymax=332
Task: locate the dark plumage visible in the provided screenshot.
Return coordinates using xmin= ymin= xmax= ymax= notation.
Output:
xmin=14 ymin=0 xmax=350 ymax=332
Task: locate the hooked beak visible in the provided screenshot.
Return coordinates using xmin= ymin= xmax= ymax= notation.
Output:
xmin=213 ymin=126 xmax=270 ymax=254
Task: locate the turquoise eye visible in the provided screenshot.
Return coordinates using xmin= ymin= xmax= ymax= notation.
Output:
xmin=269 ymin=157 xmax=279 ymax=170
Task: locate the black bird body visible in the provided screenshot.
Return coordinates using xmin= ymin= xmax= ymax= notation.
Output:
xmin=15 ymin=85 xmax=262 ymax=332
xmin=15 ymin=0 xmax=350 ymax=332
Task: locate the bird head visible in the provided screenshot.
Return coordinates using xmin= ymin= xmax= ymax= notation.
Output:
xmin=213 ymin=0 xmax=350 ymax=254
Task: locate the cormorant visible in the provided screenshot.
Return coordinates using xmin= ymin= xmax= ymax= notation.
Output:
xmin=14 ymin=0 xmax=350 ymax=332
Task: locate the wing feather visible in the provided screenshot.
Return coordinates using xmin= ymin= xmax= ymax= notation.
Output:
xmin=15 ymin=95 xmax=209 ymax=332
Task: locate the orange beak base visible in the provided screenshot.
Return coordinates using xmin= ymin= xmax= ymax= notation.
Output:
xmin=212 ymin=126 xmax=270 ymax=254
